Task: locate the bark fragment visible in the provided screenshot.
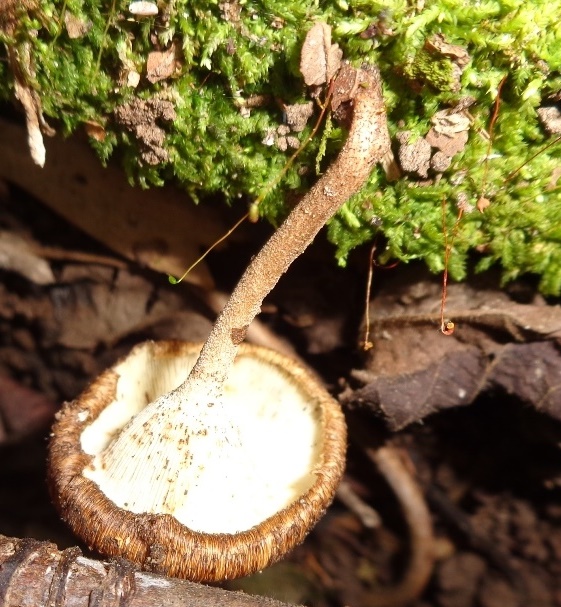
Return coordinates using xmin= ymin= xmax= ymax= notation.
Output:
xmin=300 ymin=22 xmax=342 ymax=87
xmin=0 ymin=534 xmax=297 ymax=607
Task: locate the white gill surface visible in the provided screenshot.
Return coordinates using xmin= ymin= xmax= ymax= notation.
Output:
xmin=80 ymin=344 xmax=323 ymax=534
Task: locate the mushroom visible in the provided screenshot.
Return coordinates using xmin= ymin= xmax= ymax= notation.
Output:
xmin=48 ymin=31 xmax=391 ymax=582
xmin=48 ymin=340 xmax=346 ymax=581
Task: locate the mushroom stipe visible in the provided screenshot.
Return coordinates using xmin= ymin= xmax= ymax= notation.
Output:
xmin=48 ymin=341 xmax=347 ymax=582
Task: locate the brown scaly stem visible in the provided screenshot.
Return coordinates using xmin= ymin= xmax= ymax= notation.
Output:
xmin=179 ymin=66 xmax=390 ymax=399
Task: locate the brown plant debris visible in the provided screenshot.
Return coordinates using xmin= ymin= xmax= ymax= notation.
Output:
xmin=425 ymin=108 xmax=470 ymax=157
xmin=64 ymin=11 xmax=92 ymax=39
xmin=425 ymin=34 xmax=470 ymax=68
xmin=424 ymin=33 xmax=470 ymax=93
xmin=0 ymin=0 xmax=38 ymax=35
xmin=397 ymin=107 xmax=471 ymax=179
xmin=343 ymin=267 xmax=561 ymax=430
xmin=537 ymin=105 xmax=561 ymax=135
xmin=114 ymin=97 xmax=177 ymax=165
xmin=6 ymin=41 xmax=55 ymax=167
xmin=396 ymin=131 xmax=432 ymax=178
xmin=146 ymin=42 xmax=180 ymax=83
xmin=331 ymin=60 xmax=363 ymax=118
xmin=300 ymin=22 xmax=342 ymax=87
xmin=283 ymin=102 xmax=314 ymax=133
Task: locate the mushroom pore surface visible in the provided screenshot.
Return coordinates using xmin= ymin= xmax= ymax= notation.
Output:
xmin=80 ymin=342 xmax=323 ymax=534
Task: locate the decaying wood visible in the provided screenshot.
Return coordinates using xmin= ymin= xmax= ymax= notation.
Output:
xmin=0 ymin=119 xmax=227 ymax=289
xmin=0 ymin=534 xmax=298 ymax=607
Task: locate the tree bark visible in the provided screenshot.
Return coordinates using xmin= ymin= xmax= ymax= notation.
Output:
xmin=0 ymin=535 xmax=298 ymax=607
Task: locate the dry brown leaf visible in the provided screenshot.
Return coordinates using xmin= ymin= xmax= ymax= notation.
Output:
xmin=489 ymin=342 xmax=561 ymax=417
xmin=83 ymin=120 xmax=107 ymax=142
xmin=424 ymin=34 xmax=470 ymax=68
xmin=397 ymin=131 xmax=432 ymax=178
xmin=300 ymin=22 xmax=342 ymax=87
xmin=331 ymin=61 xmax=362 ymax=114
xmin=426 ymin=128 xmax=469 ymax=157
xmin=49 ymin=270 xmax=212 ymax=349
xmin=344 ymin=267 xmax=561 ymax=430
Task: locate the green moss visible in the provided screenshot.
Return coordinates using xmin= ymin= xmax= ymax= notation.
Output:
xmin=3 ymin=0 xmax=561 ymax=293
xmin=404 ymin=48 xmax=460 ymax=92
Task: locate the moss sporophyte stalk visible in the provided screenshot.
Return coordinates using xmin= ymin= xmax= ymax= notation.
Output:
xmin=2 ymin=0 xmax=561 ymax=293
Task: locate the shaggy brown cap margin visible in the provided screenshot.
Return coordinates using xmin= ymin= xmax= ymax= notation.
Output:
xmin=47 ymin=341 xmax=347 ymax=582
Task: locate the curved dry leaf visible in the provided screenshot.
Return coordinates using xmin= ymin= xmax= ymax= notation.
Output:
xmin=331 ymin=61 xmax=361 ymax=113
xmin=489 ymin=342 xmax=561 ymax=418
xmin=345 ymin=268 xmax=561 ymax=429
xmin=350 ymin=346 xmax=486 ymax=430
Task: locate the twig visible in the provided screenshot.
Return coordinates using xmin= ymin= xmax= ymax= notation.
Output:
xmin=348 ymin=416 xmax=435 ymax=607
xmin=30 ymin=244 xmax=129 ymax=269
xmin=336 ymin=479 xmax=381 ymax=529
xmin=361 ymin=446 xmax=435 ymax=607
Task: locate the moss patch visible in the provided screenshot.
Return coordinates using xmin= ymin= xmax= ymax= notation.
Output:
xmin=2 ymin=0 xmax=561 ymax=293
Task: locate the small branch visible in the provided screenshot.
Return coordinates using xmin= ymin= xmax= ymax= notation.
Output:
xmin=0 ymin=534 xmax=298 ymax=607
xmin=337 ymin=479 xmax=381 ymax=529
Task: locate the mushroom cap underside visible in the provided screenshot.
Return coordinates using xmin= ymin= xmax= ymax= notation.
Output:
xmin=48 ymin=340 xmax=347 ymax=582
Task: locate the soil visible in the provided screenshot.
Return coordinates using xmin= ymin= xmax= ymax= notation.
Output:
xmin=1 ymin=144 xmax=561 ymax=607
